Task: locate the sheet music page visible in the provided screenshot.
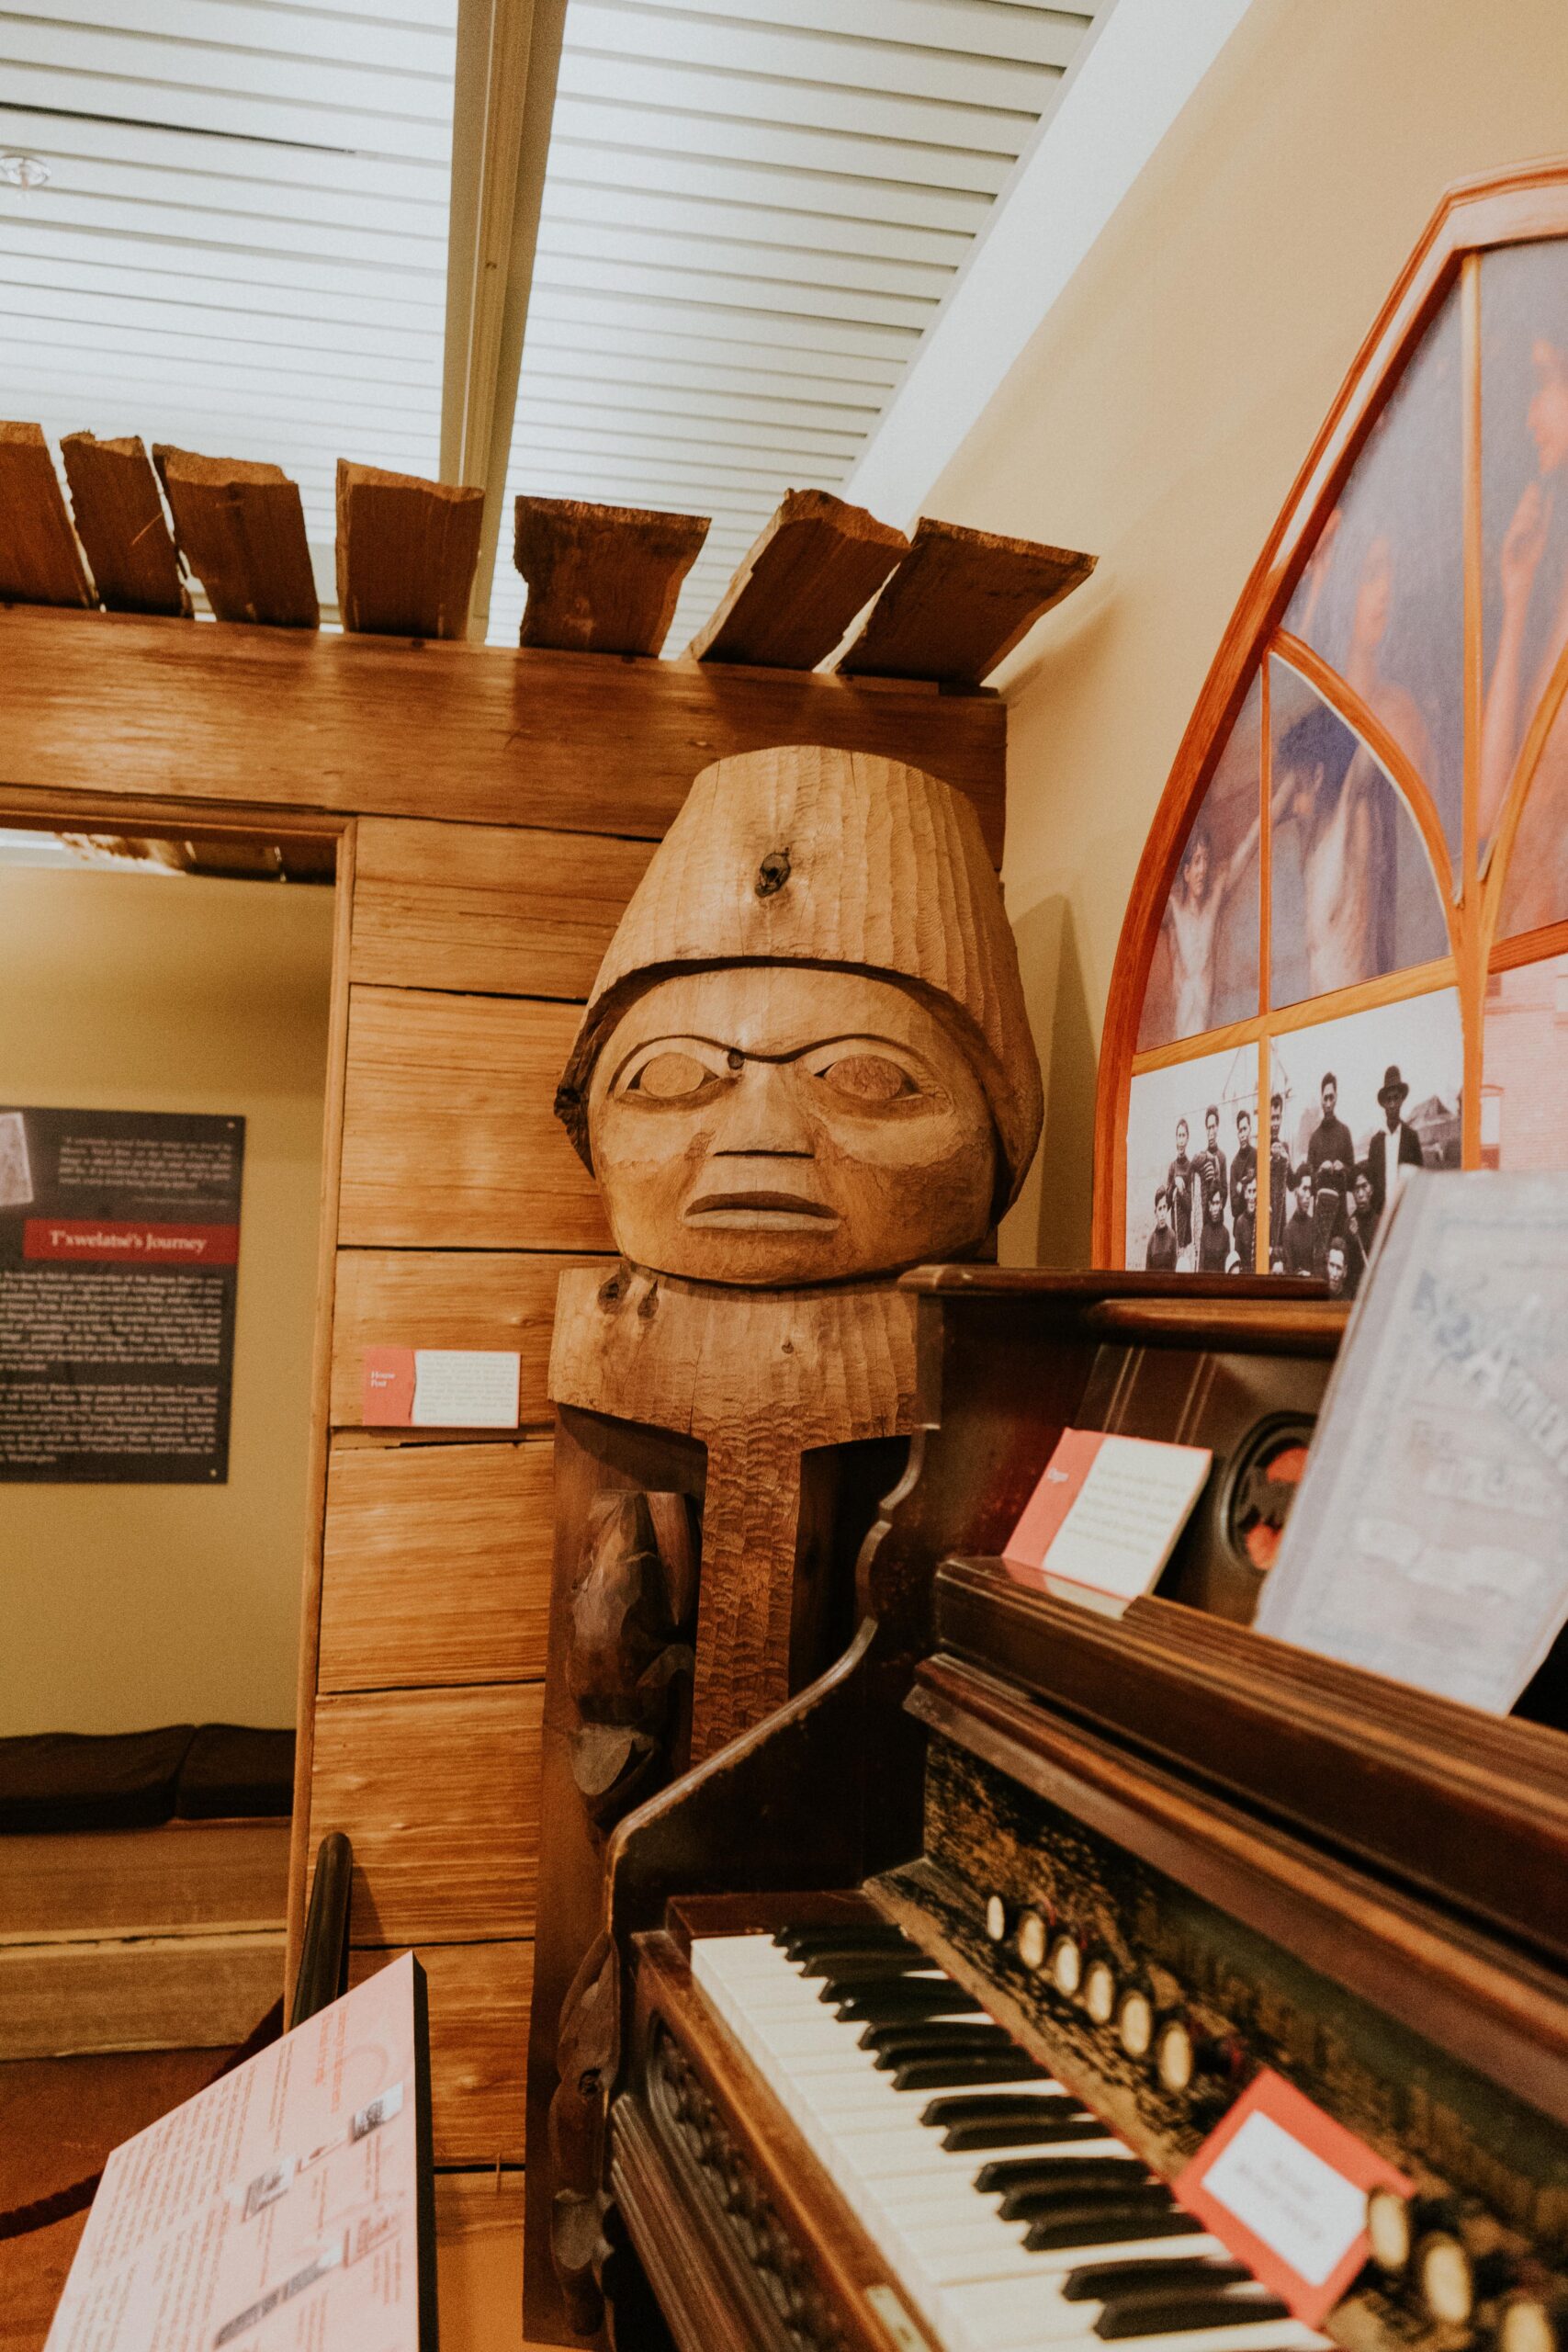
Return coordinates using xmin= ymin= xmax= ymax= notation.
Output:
xmin=1257 ymin=1170 xmax=1568 ymax=1713
xmin=46 ymin=1954 xmax=428 ymax=2352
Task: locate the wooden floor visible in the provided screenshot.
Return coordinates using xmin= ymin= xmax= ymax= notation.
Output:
xmin=0 ymin=2050 xmax=534 ymax=2350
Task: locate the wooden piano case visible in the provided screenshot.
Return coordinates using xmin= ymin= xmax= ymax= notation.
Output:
xmin=592 ymin=1271 xmax=1568 ymax=2352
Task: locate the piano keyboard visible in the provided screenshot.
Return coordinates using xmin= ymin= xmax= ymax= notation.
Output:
xmin=692 ymin=1922 xmax=1330 ymax=2352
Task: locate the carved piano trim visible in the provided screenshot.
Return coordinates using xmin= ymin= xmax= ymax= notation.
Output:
xmin=615 ymin=1920 xmax=934 ymax=2352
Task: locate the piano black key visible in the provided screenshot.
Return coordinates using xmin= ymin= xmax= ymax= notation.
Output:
xmin=920 ymin=2091 xmax=1087 ymax=2130
xmin=1094 ymin=2289 xmax=1292 ymax=2339
xmin=942 ymin=2114 xmax=1114 ymax=2151
xmin=836 ymin=1983 xmax=984 ymax=2024
xmin=976 ymin=2153 xmax=1151 ymax=2196
xmin=1026 ymin=2207 xmax=1208 ymax=2253
xmin=861 ymin=2022 xmax=1018 ymax=2060
xmin=1002 ymin=2182 xmax=1176 ymax=2225
xmin=774 ymin=1924 xmax=913 ymax=1960
xmin=1064 ymin=2259 xmax=1255 ymax=2303
xmin=800 ymin=1951 xmax=938 ymax=1984
xmin=890 ymin=2051 xmax=1052 ymax=2092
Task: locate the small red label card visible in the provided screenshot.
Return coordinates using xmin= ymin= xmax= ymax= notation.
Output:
xmin=361 ymin=1346 xmax=521 ymax=1429
xmin=1173 ymin=2069 xmax=1412 ymax=2324
xmin=1002 ymin=1427 xmax=1211 ymax=1614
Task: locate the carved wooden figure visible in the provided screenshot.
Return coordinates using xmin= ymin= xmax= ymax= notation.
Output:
xmin=527 ymin=742 xmax=1043 ymax=2341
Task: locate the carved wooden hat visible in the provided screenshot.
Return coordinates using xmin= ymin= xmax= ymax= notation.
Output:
xmin=556 ymin=743 xmax=1043 ymax=1208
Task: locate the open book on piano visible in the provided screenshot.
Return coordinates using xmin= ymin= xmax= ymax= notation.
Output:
xmin=538 ymin=1272 xmax=1568 ymax=2352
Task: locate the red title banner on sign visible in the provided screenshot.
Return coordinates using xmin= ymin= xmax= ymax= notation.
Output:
xmin=22 ymin=1220 xmax=240 ymax=1266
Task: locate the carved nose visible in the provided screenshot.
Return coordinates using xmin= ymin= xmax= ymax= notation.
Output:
xmin=709 ymin=1061 xmax=813 ymax=1158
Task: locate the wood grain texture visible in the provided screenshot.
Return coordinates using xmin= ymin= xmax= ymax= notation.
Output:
xmin=0 ymin=1931 xmax=284 ymax=2058
xmin=350 ymin=816 xmax=653 ymax=999
xmin=839 ymin=514 xmax=1094 ymax=686
xmin=338 ymin=986 xmax=611 ymax=1250
xmin=435 ymin=2173 xmax=531 ymax=2352
xmin=0 ymin=423 xmax=94 ymax=607
xmin=309 ymin=1683 xmax=542 ymax=1944
xmin=0 ymin=610 xmax=1007 ymax=858
xmin=687 ymin=489 xmax=907 ymax=670
xmin=330 ymin=1248 xmax=606 ymax=1429
xmin=335 ymin=459 xmax=483 ymax=640
xmin=0 ymin=1819 xmax=289 ymax=1940
xmin=351 ymin=1940 xmax=533 ymax=2162
xmin=318 ymin=1438 xmax=554 ymax=1690
xmin=158 ymin=447 xmax=319 ymax=628
xmin=59 ymin=433 xmax=189 ymax=616
xmin=514 ymin=495 xmax=708 ymax=656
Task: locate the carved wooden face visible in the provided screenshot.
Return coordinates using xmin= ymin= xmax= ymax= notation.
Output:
xmin=587 ymin=967 xmax=997 ymax=1284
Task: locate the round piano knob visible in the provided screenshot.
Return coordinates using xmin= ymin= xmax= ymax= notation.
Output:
xmin=1500 ymin=2294 xmax=1561 ymax=2352
xmin=1016 ymin=1910 xmax=1047 ymax=1972
xmin=1416 ymin=2232 xmax=1475 ymax=2325
xmin=1116 ymin=1984 xmax=1155 ymax=2060
xmin=1048 ymin=1933 xmax=1083 ymax=1998
xmin=1365 ymin=2187 xmax=1413 ymax=2273
xmin=1155 ymin=2016 xmax=1195 ymax=2093
xmin=985 ymin=1894 xmax=1008 ymax=1943
xmin=1082 ymin=1955 xmax=1117 ymax=2027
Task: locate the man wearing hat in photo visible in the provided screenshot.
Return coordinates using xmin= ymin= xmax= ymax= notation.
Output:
xmin=1366 ymin=1062 xmax=1425 ymax=1218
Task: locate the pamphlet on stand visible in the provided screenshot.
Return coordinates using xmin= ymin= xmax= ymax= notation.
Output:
xmin=1256 ymin=1169 xmax=1568 ymax=1714
xmin=1003 ymin=1427 xmax=1213 ymax=1616
xmin=45 ymin=1952 xmax=436 ymax=2352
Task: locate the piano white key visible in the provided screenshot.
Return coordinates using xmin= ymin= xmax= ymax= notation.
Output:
xmin=939 ymin=2278 xmax=1326 ymax=2352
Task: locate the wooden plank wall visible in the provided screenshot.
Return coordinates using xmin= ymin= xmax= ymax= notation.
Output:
xmin=303 ymin=812 xmax=653 ymax=2173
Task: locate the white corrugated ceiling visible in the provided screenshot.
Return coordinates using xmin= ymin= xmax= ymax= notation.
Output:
xmin=496 ymin=0 xmax=1102 ymax=647
xmin=0 ymin=0 xmax=1102 ymax=642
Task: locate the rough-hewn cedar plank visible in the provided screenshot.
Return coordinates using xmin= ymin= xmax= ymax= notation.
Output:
xmin=338 ymin=987 xmax=610 ymax=1250
xmin=514 ymin=494 xmax=708 ymax=656
xmin=59 ymin=433 xmax=188 ymax=616
xmin=688 ymin=489 xmax=908 ymax=670
xmin=319 ymin=1438 xmax=553 ymax=1690
xmin=839 ymin=515 xmax=1095 ymax=686
xmin=350 ymin=817 xmax=652 ymax=1000
xmin=0 ymin=612 xmax=1008 ymax=859
xmin=309 ymin=1684 xmax=541 ymax=1943
xmin=351 ymin=1942 xmax=532 ymax=2163
xmin=158 ymin=446 xmax=319 ymax=628
xmin=336 ymin=459 xmax=482 ymax=640
xmin=0 ymin=423 xmax=95 ymax=607
xmin=329 ymin=1250 xmax=607 ymax=1430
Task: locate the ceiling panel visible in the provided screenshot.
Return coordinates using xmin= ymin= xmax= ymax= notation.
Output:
xmin=0 ymin=1 xmax=455 ymax=594
xmin=494 ymin=0 xmax=1104 ymax=649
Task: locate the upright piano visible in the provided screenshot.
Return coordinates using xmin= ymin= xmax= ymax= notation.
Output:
xmin=571 ymin=1271 xmax=1568 ymax=2352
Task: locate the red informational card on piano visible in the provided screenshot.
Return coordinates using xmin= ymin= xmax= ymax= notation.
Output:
xmin=1174 ymin=2068 xmax=1413 ymax=2324
xmin=1002 ymin=1427 xmax=1212 ymax=1615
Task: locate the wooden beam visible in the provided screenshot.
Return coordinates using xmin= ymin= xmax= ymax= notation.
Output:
xmin=513 ymin=495 xmax=709 ymax=655
xmin=443 ymin=0 xmax=570 ymax=639
xmin=157 ymin=447 xmax=319 ymax=628
xmin=0 ymin=611 xmax=1008 ymax=859
xmin=838 ymin=514 xmax=1095 ymax=686
xmin=336 ymin=460 xmax=484 ymax=641
xmin=0 ymin=423 xmax=95 ymax=607
xmin=687 ymin=489 xmax=908 ymax=670
xmin=59 ymin=433 xmax=188 ymax=617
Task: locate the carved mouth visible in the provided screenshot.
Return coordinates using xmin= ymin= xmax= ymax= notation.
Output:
xmin=685 ymin=1190 xmax=839 ymax=1223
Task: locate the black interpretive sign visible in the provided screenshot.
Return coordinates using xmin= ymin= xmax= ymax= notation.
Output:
xmin=0 ymin=1108 xmax=244 ymax=1483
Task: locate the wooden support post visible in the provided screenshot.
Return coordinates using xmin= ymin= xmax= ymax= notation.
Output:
xmin=686 ymin=490 xmax=908 ymax=671
xmin=0 ymin=422 xmax=95 ymax=607
xmin=158 ymin=447 xmax=320 ymax=628
xmin=60 ymin=433 xmax=188 ymax=617
xmin=514 ymin=496 xmax=709 ymax=656
xmin=335 ymin=461 xmax=484 ymax=640
xmin=839 ymin=514 xmax=1094 ymax=687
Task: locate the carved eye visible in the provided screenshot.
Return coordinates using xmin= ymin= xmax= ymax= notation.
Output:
xmin=817 ymin=1054 xmax=916 ymax=1103
xmin=626 ymin=1051 xmax=715 ymax=1101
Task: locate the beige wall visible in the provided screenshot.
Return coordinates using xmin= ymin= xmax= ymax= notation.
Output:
xmin=933 ymin=0 xmax=1568 ymax=1267
xmin=0 ymin=863 xmax=334 ymax=1734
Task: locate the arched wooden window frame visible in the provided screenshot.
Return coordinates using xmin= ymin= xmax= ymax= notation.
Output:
xmin=1094 ymin=160 xmax=1568 ymax=1267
